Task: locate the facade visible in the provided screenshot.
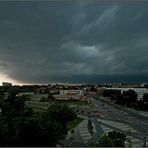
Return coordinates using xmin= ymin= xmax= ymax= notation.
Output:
xmin=60 ymin=90 xmax=84 ymax=96
xmin=2 ymin=82 xmax=12 ymax=87
xmin=17 ymin=92 xmax=34 ymax=100
xmin=54 ymin=90 xmax=86 ymax=101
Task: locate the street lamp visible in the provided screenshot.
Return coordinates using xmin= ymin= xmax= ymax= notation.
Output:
xmin=144 ymin=136 xmax=148 ymax=147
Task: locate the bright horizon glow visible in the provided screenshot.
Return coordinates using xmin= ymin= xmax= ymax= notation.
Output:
xmin=0 ymin=73 xmax=26 ymax=86
xmin=0 ymin=74 xmax=84 ymax=86
xmin=0 ymin=73 xmax=63 ymax=86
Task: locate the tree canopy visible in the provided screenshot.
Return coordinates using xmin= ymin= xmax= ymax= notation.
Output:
xmin=95 ymin=130 xmax=126 ymax=147
xmin=0 ymin=93 xmax=76 ymax=146
xmin=95 ymin=134 xmax=114 ymax=147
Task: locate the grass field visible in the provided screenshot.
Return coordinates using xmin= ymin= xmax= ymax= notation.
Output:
xmin=55 ymin=100 xmax=89 ymax=106
xmin=32 ymin=107 xmax=47 ymax=113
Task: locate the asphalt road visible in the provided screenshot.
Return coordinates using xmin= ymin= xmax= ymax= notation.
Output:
xmin=92 ymin=97 xmax=148 ymax=140
xmin=25 ymin=98 xmax=148 ymax=146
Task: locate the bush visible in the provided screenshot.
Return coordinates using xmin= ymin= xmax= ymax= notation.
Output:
xmin=108 ymin=130 xmax=126 ymax=147
xmin=96 ymin=134 xmax=114 ymax=147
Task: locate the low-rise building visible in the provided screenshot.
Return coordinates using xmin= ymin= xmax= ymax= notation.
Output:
xmin=60 ymin=90 xmax=84 ymax=96
xmin=54 ymin=90 xmax=86 ymax=101
xmin=2 ymin=82 xmax=12 ymax=87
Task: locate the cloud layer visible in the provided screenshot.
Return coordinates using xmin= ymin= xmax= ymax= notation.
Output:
xmin=0 ymin=1 xmax=148 ymax=84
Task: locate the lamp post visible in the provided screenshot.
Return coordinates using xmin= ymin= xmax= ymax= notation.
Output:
xmin=144 ymin=136 xmax=148 ymax=147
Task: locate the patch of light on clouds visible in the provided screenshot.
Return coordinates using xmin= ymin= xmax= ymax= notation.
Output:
xmin=62 ymin=62 xmax=93 ymax=75
xmin=77 ymin=45 xmax=99 ymax=57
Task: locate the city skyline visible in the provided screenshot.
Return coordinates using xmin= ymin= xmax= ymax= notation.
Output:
xmin=0 ymin=1 xmax=148 ymax=84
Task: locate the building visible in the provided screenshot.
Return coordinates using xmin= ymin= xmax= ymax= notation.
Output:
xmin=17 ymin=92 xmax=34 ymax=100
xmin=2 ymin=82 xmax=12 ymax=87
xmin=60 ymin=90 xmax=84 ymax=96
xmin=54 ymin=90 xmax=86 ymax=101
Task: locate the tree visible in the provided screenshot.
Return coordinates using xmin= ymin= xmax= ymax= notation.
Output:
xmin=90 ymin=86 xmax=97 ymax=92
xmin=125 ymin=129 xmax=132 ymax=147
xmin=48 ymin=93 xmax=54 ymax=101
xmin=0 ymin=91 xmax=4 ymax=108
xmin=108 ymin=130 xmax=126 ymax=147
xmin=2 ymin=95 xmax=27 ymax=119
xmin=40 ymin=97 xmax=48 ymax=102
xmin=0 ymin=120 xmax=10 ymax=146
xmin=143 ymin=93 xmax=148 ymax=103
xmin=95 ymin=131 xmax=126 ymax=147
xmin=0 ymin=95 xmax=75 ymax=146
xmin=47 ymin=103 xmax=76 ymax=128
xmin=16 ymin=115 xmax=64 ymax=146
xmin=96 ymin=134 xmax=114 ymax=147
xmin=88 ymin=119 xmax=93 ymax=130
xmin=103 ymin=89 xmax=121 ymax=100
xmin=116 ymin=94 xmax=124 ymax=105
xmin=122 ymin=90 xmax=138 ymax=107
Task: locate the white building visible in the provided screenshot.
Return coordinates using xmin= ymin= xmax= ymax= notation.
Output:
xmin=60 ymin=90 xmax=84 ymax=96
xmin=17 ymin=92 xmax=34 ymax=96
xmin=54 ymin=90 xmax=86 ymax=101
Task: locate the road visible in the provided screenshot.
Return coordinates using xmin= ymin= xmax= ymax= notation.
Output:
xmin=92 ymin=97 xmax=148 ymax=142
xmin=25 ymin=98 xmax=148 ymax=146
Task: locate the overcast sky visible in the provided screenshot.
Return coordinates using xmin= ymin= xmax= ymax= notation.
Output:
xmin=0 ymin=1 xmax=148 ymax=84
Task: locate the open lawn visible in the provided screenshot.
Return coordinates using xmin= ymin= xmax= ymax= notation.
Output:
xmin=32 ymin=107 xmax=47 ymax=113
xmin=55 ymin=100 xmax=89 ymax=106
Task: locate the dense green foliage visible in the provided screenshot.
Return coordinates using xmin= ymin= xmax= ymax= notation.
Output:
xmin=95 ymin=130 xmax=126 ymax=147
xmin=0 ymin=92 xmax=76 ymax=146
xmin=137 ymin=93 xmax=148 ymax=111
xmin=47 ymin=103 xmax=76 ymax=128
xmin=108 ymin=130 xmax=126 ymax=147
xmin=67 ymin=117 xmax=83 ymax=130
xmin=103 ymin=89 xmax=138 ymax=107
xmin=103 ymin=89 xmax=148 ymax=110
xmin=103 ymin=89 xmax=148 ymax=111
xmin=95 ymin=134 xmax=114 ymax=147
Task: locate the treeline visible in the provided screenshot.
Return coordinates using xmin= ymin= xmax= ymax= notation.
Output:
xmin=103 ymin=89 xmax=148 ymax=111
xmin=0 ymin=90 xmax=76 ymax=146
xmin=95 ymin=130 xmax=126 ymax=147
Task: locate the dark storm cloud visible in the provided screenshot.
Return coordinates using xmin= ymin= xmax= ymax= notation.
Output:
xmin=0 ymin=1 xmax=148 ymax=83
